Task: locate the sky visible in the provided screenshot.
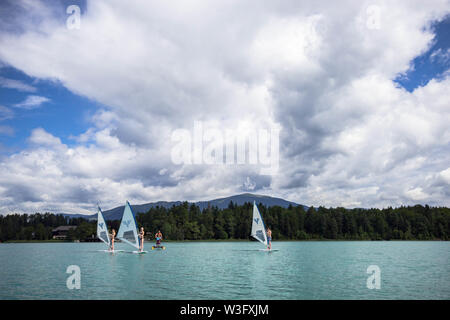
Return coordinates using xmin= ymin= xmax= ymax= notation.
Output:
xmin=0 ymin=0 xmax=449 ymax=214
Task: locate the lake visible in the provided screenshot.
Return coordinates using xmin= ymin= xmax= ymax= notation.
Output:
xmin=0 ymin=241 xmax=448 ymax=300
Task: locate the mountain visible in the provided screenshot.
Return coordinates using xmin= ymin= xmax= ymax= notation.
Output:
xmin=98 ymin=201 xmax=184 ymax=221
xmin=195 ymin=193 xmax=303 ymax=211
xmin=62 ymin=193 xmax=307 ymax=221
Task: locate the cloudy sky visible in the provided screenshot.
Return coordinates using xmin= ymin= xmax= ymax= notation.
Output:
xmin=0 ymin=0 xmax=449 ymax=214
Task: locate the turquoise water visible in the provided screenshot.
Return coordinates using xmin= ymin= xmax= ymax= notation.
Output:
xmin=0 ymin=241 xmax=449 ymax=300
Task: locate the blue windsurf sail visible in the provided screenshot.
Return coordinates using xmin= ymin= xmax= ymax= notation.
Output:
xmin=97 ymin=206 xmax=110 ymax=247
xmin=251 ymin=201 xmax=268 ymax=246
xmin=117 ymin=201 xmax=139 ymax=249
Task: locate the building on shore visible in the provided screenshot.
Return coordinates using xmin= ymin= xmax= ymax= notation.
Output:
xmin=52 ymin=226 xmax=77 ymax=240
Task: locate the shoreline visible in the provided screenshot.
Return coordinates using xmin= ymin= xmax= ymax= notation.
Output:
xmin=1 ymin=238 xmax=448 ymax=243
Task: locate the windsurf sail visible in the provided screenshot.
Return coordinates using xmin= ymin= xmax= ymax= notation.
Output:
xmin=251 ymin=201 xmax=268 ymax=246
xmin=97 ymin=206 xmax=110 ymax=247
xmin=117 ymin=201 xmax=140 ymax=249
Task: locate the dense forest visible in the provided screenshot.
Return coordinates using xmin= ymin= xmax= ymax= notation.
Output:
xmin=0 ymin=202 xmax=449 ymax=242
xmin=0 ymin=213 xmax=96 ymax=242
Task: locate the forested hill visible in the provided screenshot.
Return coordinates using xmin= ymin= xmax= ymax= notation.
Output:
xmin=135 ymin=203 xmax=449 ymax=240
xmin=1 ymin=203 xmax=449 ymax=241
xmin=73 ymin=193 xmax=304 ymax=221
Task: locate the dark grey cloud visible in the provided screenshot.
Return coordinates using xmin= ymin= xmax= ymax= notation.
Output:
xmin=2 ymin=182 xmax=42 ymax=203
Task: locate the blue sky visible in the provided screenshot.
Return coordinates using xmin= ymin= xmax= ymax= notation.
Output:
xmin=0 ymin=1 xmax=449 ymax=214
xmin=0 ymin=0 xmax=91 ymax=153
xmin=0 ymin=66 xmax=100 ymax=153
xmin=394 ymin=16 xmax=450 ymax=91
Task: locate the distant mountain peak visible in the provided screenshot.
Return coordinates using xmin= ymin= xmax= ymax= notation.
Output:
xmin=63 ymin=193 xmax=307 ymax=221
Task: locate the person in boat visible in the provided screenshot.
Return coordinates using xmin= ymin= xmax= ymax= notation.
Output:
xmin=110 ymin=229 xmax=116 ymax=252
xmin=155 ymin=230 xmax=163 ymax=247
xmin=138 ymin=227 xmax=145 ymax=252
xmin=267 ymin=228 xmax=272 ymax=250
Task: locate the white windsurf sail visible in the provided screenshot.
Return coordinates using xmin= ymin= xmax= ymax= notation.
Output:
xmin=251 ymin=201 xmax=267 ymax=246
xmin=97 ymin=206 xmax=110 ymax=247
xmin=117 ymin=201 xmax=140 ymax=249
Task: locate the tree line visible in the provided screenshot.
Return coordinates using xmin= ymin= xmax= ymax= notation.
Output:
xmin=135 ymin=202 xmax=450 ymax=241
xmin=0 ymin=213 xmax=94 ymax=241
xmin=1 ymin=202 xmax=449 ymax=242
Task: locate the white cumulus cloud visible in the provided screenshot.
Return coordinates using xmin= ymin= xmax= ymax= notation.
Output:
xmin=0 ymin=0 xmax=449 ymax=214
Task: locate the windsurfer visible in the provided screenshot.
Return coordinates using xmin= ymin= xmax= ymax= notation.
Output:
xmin=155 ymin=230 xmax=163 ymax=247
xmin=138 ymin=227 xmax=145 ymax=252
xmin=110 ymin=229 xmax=116 ymax=251
xmin=267 ymin=228 xmax=272 ymax=250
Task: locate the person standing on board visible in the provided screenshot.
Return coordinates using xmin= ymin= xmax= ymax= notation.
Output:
xmin=138 ymin=227 xmax=145 ymax=252
xmin=155 ymin=230 xmax=163 ymax=247
xmin=110 ymin=229 xmax=116 ymax=252
xmin=267 ymin=228 xmax=272 ymax=250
